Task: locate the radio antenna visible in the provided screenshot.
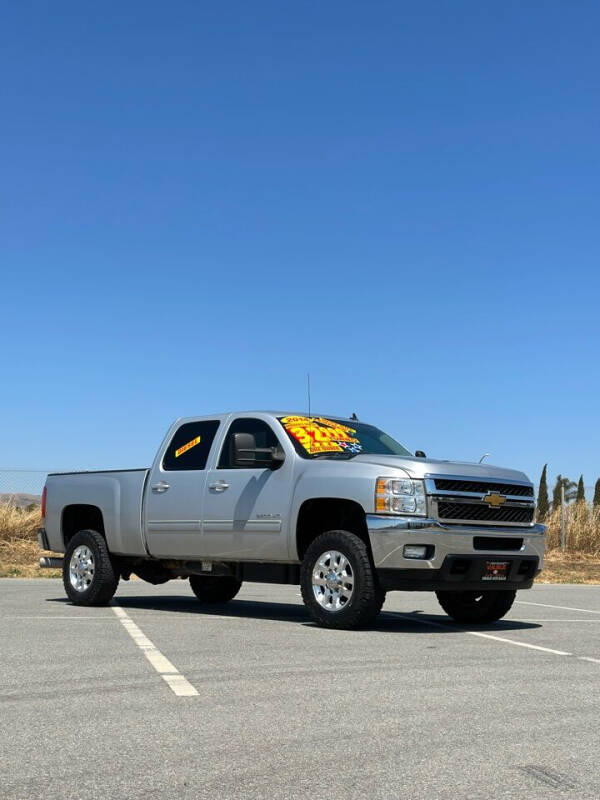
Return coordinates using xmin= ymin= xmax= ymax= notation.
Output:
xmin=307 ymin=372 xmax=311 ymax=417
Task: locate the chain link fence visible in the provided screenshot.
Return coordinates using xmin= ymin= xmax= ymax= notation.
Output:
xmin=0 ymin=470 xmax=597 ymax=503
xmin=0 ymin=470 xmax=54 ymax=505
xmin=0 ymin=469 xmax=598 ymax=552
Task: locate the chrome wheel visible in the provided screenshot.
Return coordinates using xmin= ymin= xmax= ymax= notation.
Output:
xmin=69 ymin=545 xmax=95 ymax=592
xmin=312 ymin=550 xmax=354 ymax=612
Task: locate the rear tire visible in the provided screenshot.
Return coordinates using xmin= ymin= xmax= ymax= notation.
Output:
xmin=62 ymin=529 xmax=119 ymax=606
xmin=436 ymin=589 xmax=516 ymax=623
xmin=189 ymin=575 xmax=242 ymax=603
xmin=300 ymin=530 xmax=385 ymax=630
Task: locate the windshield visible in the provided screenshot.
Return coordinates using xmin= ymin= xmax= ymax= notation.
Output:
xmin=277 ymin=415 xmax=412 ymax=459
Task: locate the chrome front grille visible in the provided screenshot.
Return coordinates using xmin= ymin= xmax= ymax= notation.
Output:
xmin=437 ymin=501 xmax=534 ymax=525
xmin=433 ymin=478 xmax=533 ymax=497
xmin=426 ymin=474 xmax=536 ymax=527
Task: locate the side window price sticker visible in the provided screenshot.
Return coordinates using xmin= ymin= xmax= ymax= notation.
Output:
xmin=175 ymin=436 xmax=202 ymax=458
xmin=281 ymin=416 xmax=363 ymax=455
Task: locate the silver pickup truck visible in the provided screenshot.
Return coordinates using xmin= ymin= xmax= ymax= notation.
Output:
xmin=40 ymin=411 xmax=546 ymax=629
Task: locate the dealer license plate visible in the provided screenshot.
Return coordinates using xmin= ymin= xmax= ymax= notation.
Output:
xmin=482 ymin=561 xmax=510 ymax=581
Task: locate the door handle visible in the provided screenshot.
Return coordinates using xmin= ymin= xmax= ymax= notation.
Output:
xmin=209 ymin=481 xmax=230 ymax=492
xmin=151 ymin=481 xmax=170 ymax=493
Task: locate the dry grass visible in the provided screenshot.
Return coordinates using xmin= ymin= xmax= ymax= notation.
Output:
xmin=0 ymin=502 xmax=60 ymax=578
xmin=543 ymin=504 xmax=600 ymax=555
xmin=539 ymin=549 xmax=600 ymax=584
xmin=1 ymin=498 xmax=600 ymax=582
xmin=536 ymin=504 xmax=600 ymax=583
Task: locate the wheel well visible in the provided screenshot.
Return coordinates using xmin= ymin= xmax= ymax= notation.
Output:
xmin=296 ymin=498 xmax=369 ymax=560
xmin=62 ymin=505 xmax=105 ymax=546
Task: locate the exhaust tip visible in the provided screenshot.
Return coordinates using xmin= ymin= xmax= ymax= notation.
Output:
xmin=39 ymin=556 xmax=63 ymax=569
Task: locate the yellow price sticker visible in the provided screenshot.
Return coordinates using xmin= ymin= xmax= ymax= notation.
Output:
xmin=175 ymin=436 xmax=201 ymax=458
xmin=281 ymin=416 xmax=359 ymax=455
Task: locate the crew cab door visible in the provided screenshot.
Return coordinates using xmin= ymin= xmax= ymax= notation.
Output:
xmin=144 ymin=419 xmax=221 ymax=558
xmin=202 ymin=417 xmax=291 ymax=561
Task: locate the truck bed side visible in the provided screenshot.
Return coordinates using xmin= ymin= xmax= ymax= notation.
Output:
xmin=45 ymin=469 xmax=150 ymax=556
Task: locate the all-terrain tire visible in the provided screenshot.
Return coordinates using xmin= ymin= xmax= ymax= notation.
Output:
xmin=300 ymin=530 xmax=385 ymax=630
xmin=189 ymin=575 xmax=242 ymax=603
xmin=62 ymin=529 xmax=120 ymax=606
xmin=436 ymin=589 xmax=517 ymax=623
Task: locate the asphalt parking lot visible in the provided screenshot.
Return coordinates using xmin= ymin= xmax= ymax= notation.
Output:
xmin=1 ymin=579 xmax=599 ymax=800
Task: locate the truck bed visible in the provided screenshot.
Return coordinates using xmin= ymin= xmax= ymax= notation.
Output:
xmin=45 ymin=468 xmax=150 ymax=556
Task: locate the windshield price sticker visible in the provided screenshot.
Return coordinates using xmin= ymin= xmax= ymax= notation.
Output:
xmin=280 ymin=416 xmax=363 ymax=455
xmin=175 ymin=436 xmax=201 ymax=458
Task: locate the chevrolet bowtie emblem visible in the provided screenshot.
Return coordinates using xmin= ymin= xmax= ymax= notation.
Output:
xmin=483 ymin=492 xmax=507 ymax=507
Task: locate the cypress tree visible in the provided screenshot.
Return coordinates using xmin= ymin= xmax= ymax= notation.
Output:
xmin=552 ymin=475 xmax=563 ymax=510
xmin=594 ymin=479 xmax=600 ymax=508
xmin=576 ymin=475 xmax=585 ymax=503
xmin=536 ymin=464 xmax=549 ymax=519
xmin=552 ymin=475 xmax=577 ymax=508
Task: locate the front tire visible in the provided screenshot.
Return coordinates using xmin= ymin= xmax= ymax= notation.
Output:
xmin=300 ymin=530 xmax=385 ymax=630
xmin=436 ymin=589 xmax=516 ymax=623
xmin=189 ymin=575 xmax=242 ymax=603
xmin=63 ymin=529 xmax=119 ymax=606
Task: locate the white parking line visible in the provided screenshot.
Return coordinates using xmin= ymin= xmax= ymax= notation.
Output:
xmin=391 ymin=613 xmax=573 ymax=656
xmin=515 ymin=600 xmax=600 ymax=615
xmin=579 ymin=657 xmax=600 ymax=664
xmin=111 ymin=604 xmax=198 ymax=696
xmin=2 ymin=615 xmax=116 ymax=619
xmin=516 ymin=619 xmax=600 ymax=622
xmin=466 ymin=630 xmax=572 ymax=656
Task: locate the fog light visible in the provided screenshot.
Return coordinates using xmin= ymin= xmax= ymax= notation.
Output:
xmin=403 ymin=545 xmax=429 ymax=560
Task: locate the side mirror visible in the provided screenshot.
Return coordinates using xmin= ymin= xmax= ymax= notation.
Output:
xmin=232 ymin=432 xmax=285 ymax=469
xmin=232 ymin=432 xmax=257 ymax=466
xmin=415 ymin=450 xmax=427 ymax=458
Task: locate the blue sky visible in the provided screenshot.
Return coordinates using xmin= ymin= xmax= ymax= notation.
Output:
xmin=2 ymin=1 xmax=599 ymax=492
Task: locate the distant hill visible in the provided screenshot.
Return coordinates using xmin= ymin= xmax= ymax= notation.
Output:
xmin=0 ymin=493 xmax=41 ymax=508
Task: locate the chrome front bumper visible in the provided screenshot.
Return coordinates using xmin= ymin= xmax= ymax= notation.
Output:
xmin=366 ymin=514 xmax=547 ymax=572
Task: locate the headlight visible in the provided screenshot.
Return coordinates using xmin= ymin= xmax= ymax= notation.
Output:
xmin=375 ymin=477 xmax=426 ymax=516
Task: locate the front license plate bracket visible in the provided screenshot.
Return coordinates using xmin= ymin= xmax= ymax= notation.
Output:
xmin=482 ymin=560 xmax=510 ymax=581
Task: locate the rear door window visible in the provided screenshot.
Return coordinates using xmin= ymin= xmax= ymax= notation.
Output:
xmin=162 ymin=421 xmax=220 ymax=471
